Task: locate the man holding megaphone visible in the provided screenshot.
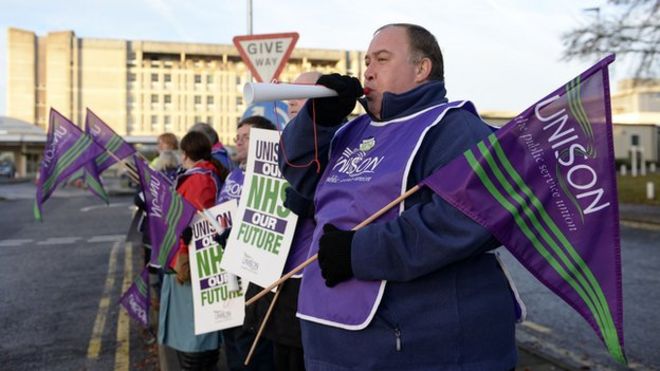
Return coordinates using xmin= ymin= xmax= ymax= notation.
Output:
xmin=277 ymin=23 xmax=519 ymax=370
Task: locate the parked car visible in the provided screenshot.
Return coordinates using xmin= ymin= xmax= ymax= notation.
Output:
xmin=0 ymin=162 xmax=16 ymax=178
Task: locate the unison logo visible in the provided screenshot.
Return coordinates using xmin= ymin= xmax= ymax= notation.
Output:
xmin=332 ymin=144 xmax=384 ymax=178
xmin=535 ymin=79 xmax=609 ymax=220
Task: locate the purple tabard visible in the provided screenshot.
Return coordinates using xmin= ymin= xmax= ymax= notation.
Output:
xmin=298 ymin=101 xmax=475 ymax=329
xmin=218 ymin=168 xmax=245 ymax=203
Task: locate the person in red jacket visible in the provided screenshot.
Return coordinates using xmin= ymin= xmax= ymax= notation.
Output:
xmin=158 ymin=130 xmax=229 ymax=371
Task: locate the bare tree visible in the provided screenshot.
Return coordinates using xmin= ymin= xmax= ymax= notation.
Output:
xmin=562 ymin=0 xmax=659 ymax=81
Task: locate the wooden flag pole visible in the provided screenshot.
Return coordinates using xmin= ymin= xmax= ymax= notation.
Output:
xmin=243 ymin=286 xmax=282 ymax=366
xmin=244 ymin=184 xmax=421 ymax=306
xmin=241 ymin=184 xmax=423 ymax=362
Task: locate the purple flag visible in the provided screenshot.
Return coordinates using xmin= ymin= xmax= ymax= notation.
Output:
xmin=421 ymin=55 xmax=625 ymax=363
xmin=81 ymin=163 xmax=110 ymax=205
xmin=119 ymin=265 xmax=150 ymax=328
xmin=85 ymin=109 xmax=136 ymax=173
xmin=34 ymin=109 xmax=105 ymax=221
xmin=135 ymin=157 xmax=197 ymax=268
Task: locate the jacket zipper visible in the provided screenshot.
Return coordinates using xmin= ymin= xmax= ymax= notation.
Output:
xmin=394 ymin=327 xmax=402 ymax=352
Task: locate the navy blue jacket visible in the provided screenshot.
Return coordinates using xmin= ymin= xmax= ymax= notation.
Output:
xmin=279 ymin=81 xmax=517 ymax=370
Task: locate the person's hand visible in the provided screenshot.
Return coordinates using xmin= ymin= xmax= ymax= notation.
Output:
xmin=310 ymin=74 xmax=363 ymax=127
xmin=175 ymin=251 xmax=190 ymax=284
xmin=213 ymin=228 xmax=231 ymax=249
xmin=181 ymin=226 xmax=193 ymax=245
xmin=317 ymin=224 xmax=354 ymax=287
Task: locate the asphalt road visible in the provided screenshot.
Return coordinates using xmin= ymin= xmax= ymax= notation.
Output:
xmin=0 ymin=194 xmax=156 ymax=370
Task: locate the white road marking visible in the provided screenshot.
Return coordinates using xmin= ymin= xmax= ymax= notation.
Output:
xmin=81 ymin=203 xmax=131 ymax=213
xmin=0 ymin=239 xmax=33 ymax=247
xmin=88 ymin=235 xmax=125 ymax=243
xmin=37 ymin=237 xmax=81 ymax=245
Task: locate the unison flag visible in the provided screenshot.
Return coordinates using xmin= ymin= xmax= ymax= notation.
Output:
xmin=119 ymin=266 xmax=150 ymax=328
xmin=85 ymin=109 xmax=136 ymax=173
xmin=135 ymin=157 xmax=197 ymax=268
xmin=421 ymin=55 xmax=625 ymax=363
xmin=81 ymin=163 xmax=110 ymax=205
xmin=34 ymin=109 xmax=105 ymax=221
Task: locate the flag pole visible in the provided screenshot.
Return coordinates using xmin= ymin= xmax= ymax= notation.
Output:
xmin=245 ymin=184 xmax=421 ymax=306
xmin=125 ymin=153 xmax=222 ymax=234
xmin=244 ymin=285 xmax=282 ymax=366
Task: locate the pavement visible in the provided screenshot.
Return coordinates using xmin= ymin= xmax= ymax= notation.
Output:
xmin=2 ymin=176 xmax=658 ymax=370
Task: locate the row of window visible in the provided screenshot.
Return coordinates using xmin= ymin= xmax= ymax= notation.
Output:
xmin=128 ymin=72 xmax=242 ymax=85
xmin=139 ymin=94 xmax=242 ymax=106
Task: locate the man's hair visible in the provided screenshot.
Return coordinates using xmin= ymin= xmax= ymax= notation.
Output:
xmin=188 ymin=122 xmax=219 ymax=145
xmin=376 ymin=23 xmax=444 ymax=81
xmin=237 ymin=116 xmax=276 ymax=131
xmin=157 ymin=132 xmax=179 ymax=150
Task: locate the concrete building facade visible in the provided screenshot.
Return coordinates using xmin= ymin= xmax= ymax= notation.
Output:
xmin=6 ymin=28 xmax=364 ymax=146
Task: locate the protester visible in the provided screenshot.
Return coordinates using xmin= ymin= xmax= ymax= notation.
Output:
xmin=153 ymin=150 xmax=181 ymax=183
xmin=189 ymin=122 xmax=236 ymax=172
xmin=217 ymin=115 xmax=278 ymax=371
xmin=278 ymin=24 xmax=519 ymax=370
xmin=158 ymin=130 xmax=228 ymax=371
xmin=151 ymin=132 xmax=179 ymax=167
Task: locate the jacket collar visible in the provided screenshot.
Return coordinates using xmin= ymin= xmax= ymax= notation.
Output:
xmin=360 ymin=80 xmax=449 ymax=122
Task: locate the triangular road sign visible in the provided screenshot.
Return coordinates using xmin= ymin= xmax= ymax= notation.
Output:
xmin=233 ymin=32 xmax=299 ymax=83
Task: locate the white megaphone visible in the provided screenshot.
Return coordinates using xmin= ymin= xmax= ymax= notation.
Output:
xmin=243 ymin=82 xmax=338 ymax=105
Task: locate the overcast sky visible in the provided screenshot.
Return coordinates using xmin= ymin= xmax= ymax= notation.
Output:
xmin=1 ymin=0 xmax=632 ymax=117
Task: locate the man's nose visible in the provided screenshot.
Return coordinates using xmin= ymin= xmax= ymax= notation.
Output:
xmin=364 ymin=66 xmax=374 ymax=81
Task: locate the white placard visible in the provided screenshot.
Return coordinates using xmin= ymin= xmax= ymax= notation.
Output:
xmin=220 ymin=129 xmax=298 ymax=287
xmin=189 ymin=200 xmax=244 ymax=335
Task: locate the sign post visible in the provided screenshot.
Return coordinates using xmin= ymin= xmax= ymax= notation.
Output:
xmin=233 ymin=33 xmax=299 ymax=83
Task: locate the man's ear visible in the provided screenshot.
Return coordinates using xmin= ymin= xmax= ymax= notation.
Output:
xmin=415 ymin=58 xmax=432 ymax=83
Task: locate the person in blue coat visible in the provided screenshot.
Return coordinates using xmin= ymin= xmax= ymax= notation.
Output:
xmin=278 ymin=23 xmax=518 ymax=370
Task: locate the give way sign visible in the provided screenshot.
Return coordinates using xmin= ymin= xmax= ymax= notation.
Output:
xmin=233 ymin=32 xmax=299 ymax=83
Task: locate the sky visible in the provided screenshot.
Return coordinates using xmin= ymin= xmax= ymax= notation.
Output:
xmin=0 ymin=0 xmax=632 ymax=117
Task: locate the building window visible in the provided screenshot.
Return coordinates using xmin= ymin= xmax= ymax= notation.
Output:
xmin=128 ymin=73 xmax=136 ymax=82
xmin=164 ymin=74 xmax=171 ymax=83
xmin=207 ymin=116 xmax=213 ymax=125
xmin=207 ymin=75 xmax=213 ymax=84
xmin=164 ymin=95 xmax=172 ymax=104
xmin=235 ymin=76 xmax=241 ymax=85
xmin=195 ymin=74 xmax=202 ymax=84
xmin=164 ymin=115 xmax=172 ymax=130
xmin=194 ymin=95 xmax=202 ymax=104
xmin=207 ymin=96 xmax=214 ymax=105
xmin=236 ymin=96 xmax=242 ymax=106
xmin=151 ymin=115 xmax=158 ymax=130
xmin=631 ymin=134 xmax=640 ymax=146
xmin=194 ymin=115 xmax=202 ymax=123
xmin=151 ymin=73 xmax=159 ymax=82
xmin=151 ymin=94 xmax=159 ymax=103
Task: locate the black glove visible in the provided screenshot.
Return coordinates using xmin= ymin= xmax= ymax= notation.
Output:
xmin=181 ymin=226 xmax=193 ymax=245
xmin=284 ymin=187 xmax=315 ymax=218
xmin=318 ymin=224 xmax=354 ymax=287
xmin=309 ymin=74 xmax=363 ymax=127
xmin=213 ymin=228 xmax=231 ymax=249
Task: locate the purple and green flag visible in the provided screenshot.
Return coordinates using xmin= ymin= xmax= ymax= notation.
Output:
xmin=421 ymin=55 xmax=625 ymax=363
xmin=81 ymin=163 xmax=110 ymax=205
xmin=34 ymin=109 xmax=105 ymax=221
xmin=85 ymin=109 xmax=136 ymax=174
xmin=119 ymin=265 xmax=150 ymax=328
xmin=135 ymin=157 xmax=197 ymax=268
